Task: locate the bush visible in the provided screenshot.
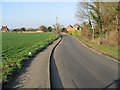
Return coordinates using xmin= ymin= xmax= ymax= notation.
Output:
xmin=68 ymin=30 xmax=81 ymax=37
xmin=108 ymin=30 xmax=118 ymax=46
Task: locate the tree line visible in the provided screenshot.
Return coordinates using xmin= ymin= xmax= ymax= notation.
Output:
xmin=12 ymin=25 xmax=67 ymax=34
xmin=76 ymin=1 xmax=120 ymax=46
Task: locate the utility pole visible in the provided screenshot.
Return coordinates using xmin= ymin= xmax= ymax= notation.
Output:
xmin=56 ymin=16 xmax=58 ymax=31
xmin=56 ymin=16 xmax=58 ymax=25
xmin=55 ymin=16 xmax=60 ymax=35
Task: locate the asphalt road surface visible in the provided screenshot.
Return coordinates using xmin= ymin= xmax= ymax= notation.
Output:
xmin=51 ymin=34 xmax=119 ymax=88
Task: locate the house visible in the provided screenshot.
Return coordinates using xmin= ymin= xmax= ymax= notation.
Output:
xmin=66 ymin=24 xmax=81 ymax=32
xmin=0 ymin=26 xmax=9 ymax=32
xmin=66 ymin=25 xmax=73 ymax=31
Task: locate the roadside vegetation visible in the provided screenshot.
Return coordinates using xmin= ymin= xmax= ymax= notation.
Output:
xmin=1 ymin=32 xmax=59 ymax=83
xmin=67 ymin=1 xmax=120 ymax=60
xmin=68 ymin=30 xmax=118 ymax=59
xmin=76 ymin=2 xmax=119 ymax=46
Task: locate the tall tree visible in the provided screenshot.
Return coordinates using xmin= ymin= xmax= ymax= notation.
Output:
xmin=61 ymin=27 xmax=67 ymax=33
xmin=76 ymin=1 xmax=119 ymax=32
xmin=53 ymin=23 xmax=62 ymax=35
xmin=47 ymin=26 xmax=52 ymax=32
xmin=20 ymin=27 xmax=26 ymax=32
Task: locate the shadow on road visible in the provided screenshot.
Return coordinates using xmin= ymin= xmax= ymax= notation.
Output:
xmin=50 ymin=36 xmax=64 ymax=89
xmin=50 ymin=53 xmax=64 ymax=89
xmin=103 ymin=79 xmax=120 ymax=90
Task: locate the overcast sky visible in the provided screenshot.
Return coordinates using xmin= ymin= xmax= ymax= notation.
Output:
xmin=1 ymin=2 xmax=81 ymax=29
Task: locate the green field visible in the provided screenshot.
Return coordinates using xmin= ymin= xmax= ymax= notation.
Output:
xmin=1 ymin=32 xmax=58 ymax=83
xmin=68 ymin=30 xmax=118 ymax=59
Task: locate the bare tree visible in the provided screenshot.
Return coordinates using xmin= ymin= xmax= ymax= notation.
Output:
xmin=76 ymin=1 xmax=119 ymax=45
xmin=53 ymin=23 xmax=63 ymax=35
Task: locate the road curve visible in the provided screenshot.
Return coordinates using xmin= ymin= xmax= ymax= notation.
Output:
xmin=51 ymin=34 xmax=119 ymax=88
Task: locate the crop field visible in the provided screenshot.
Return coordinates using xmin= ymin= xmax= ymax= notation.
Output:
xmin=1 ymin=32 xmax=58 ymax=83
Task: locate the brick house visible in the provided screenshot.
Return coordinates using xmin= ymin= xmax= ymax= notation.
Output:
xmin=1 ymin=26 xmax=9 ymax=32
xmin=66 ymin=24 xmax=81 ymax=31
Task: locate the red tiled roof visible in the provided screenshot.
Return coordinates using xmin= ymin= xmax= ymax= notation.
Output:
xmin=66 ymin=25 xmax=80 ymax=31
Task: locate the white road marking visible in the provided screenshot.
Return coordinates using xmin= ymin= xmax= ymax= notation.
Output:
xmin=106 ymin=56 xmax=119 ymax=63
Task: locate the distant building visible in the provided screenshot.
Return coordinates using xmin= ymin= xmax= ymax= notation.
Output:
xmin=66 ymin=24 xmax=81 ymax=31
xmin=0 ymin=26 xmax=9 ymax=32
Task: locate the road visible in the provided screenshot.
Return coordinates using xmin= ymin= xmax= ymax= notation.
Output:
xmin=51 ymin=34 xmax=119 ymax=88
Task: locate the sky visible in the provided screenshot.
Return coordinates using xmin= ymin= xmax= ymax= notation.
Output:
xmin=1 ymin=2 xmax=81 ymax=29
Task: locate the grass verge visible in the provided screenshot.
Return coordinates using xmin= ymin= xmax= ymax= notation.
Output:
xmin=2 ymin=32 xmax=59 ymax=84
